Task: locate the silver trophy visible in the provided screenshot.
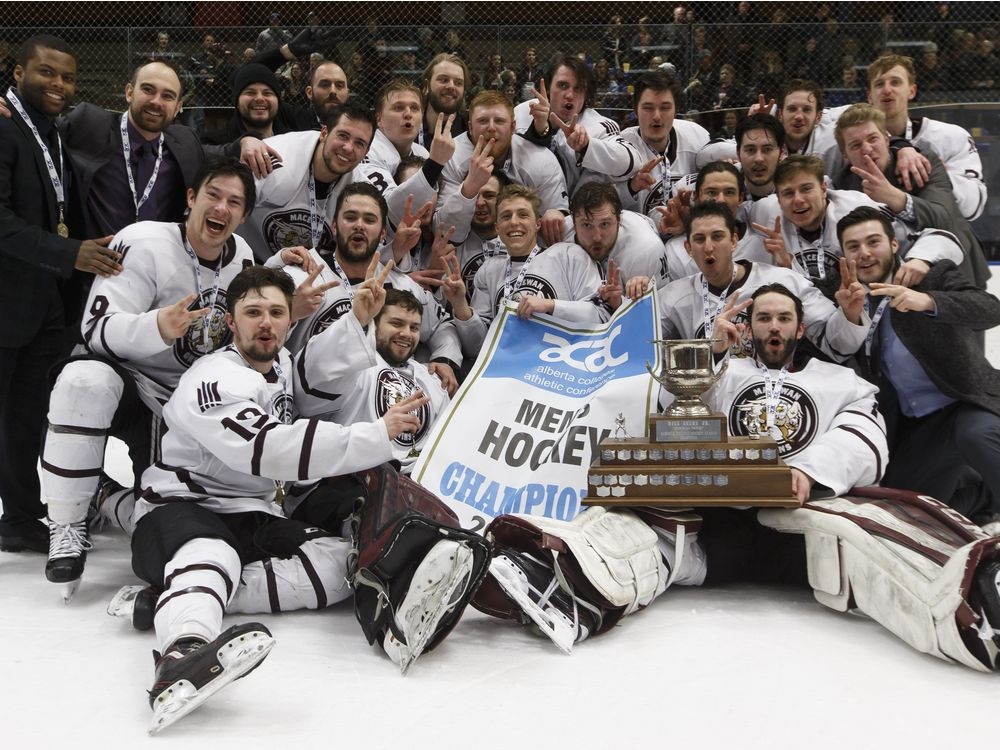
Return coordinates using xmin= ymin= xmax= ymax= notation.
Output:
xmin=647 ymin=339 xmax=727 ymax=418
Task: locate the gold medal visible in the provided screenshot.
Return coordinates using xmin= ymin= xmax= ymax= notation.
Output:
xmin=57 ymin=222 xmax=69 ymax=238
xmin=274 ymin=482 xmax=286 ymax=505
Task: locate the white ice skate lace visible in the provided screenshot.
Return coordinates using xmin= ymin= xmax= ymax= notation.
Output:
xmin=50 ymin=521 xmax=93 ymax=558
xmin=535 ymin=550 xmax=604 ymax=637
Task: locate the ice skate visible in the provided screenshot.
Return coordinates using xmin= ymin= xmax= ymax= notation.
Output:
xmin=974 ymin=560 xmax=1000 ymax=656
xmin=107 ymin=584 xmax=158 ymax=630
xmin=45 ymin=519 xmax=92 ymax=603
xmin=384 ymin=539 xmax=475 ymax=675
xmin=489 ymin=548 xmax=594 ymax=655
xmin=148 ymin=622 xmax=275 ymax=735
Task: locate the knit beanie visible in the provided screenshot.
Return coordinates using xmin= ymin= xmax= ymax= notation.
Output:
xmin=231 ymin=63 xmax=282 ymax=106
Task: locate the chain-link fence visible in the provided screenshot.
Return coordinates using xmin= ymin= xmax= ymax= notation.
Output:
xmin=2 ymin=2 xmax=999 ymax=250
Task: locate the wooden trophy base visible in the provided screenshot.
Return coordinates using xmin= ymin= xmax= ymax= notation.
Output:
xmin=583 ymin=412 xmax=798 ymax=508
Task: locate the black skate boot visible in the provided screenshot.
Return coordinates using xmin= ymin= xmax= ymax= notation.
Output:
xmin=148 ymin=622 xmax=275 ymax=735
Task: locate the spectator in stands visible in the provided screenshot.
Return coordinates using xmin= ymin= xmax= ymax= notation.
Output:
xmin=631 ymin=18 xmax=658 ymax=70
xmin=255 ymin=12 xmax=292 ymax=53
xmin=685 ymin=48 xmax=720 ymax=114
xmin=713 ymin=63 xmax=749 ymax=113
xmin=790 ymin=38 xmax=825 ymax=84
xmin=361 ymin=38 xmax=395 ymax=108
xmin=592 ymin=58 xmax=619 ymax=101
xmin=518 ymin=47 xmax=542 ymax=95
xmin=479 ymin=53 xmax=505 ymax=91
xmin=753 ymin=48 xmax=785 ymax=104
xmin=915 ymin=43 xmax=947 ymax=94
xmin=346 ymin=51 xmax=365 ymax=99
xmin=280 ymin=62 xmax=307 ymax=107
xmin=825 ymin=66 xmax=865 ymax=108
xmin=601 ymin=15 xmax=626 ymax=71
xmin=443 ymin=29 xmax=468 ymax=61
xmin=725 ymin=1 xmax=758 ymax=80
xmin=415 ymin=28 xmax=437 ymax=68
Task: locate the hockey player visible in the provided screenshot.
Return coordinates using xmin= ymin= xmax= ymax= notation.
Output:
xmin=449 ymin=185 xmax=610 ymax=354
xmin=39 ymin=157 xmax=261 ymax=598
xmin=514 ymin=54 xmax=641 ymax=200
xmin=657 ymin=201 xmax=868 ymax=362
xmin=296 ymin=288 xmax=449 ymax=473
xmin=236 ymin=104 xmax=376 ymax=262
xmin=273 ymin=182 xmax=463 ymax=395
xmin=642 ymin=161 xmax=771 ymax=286
xmin=360 ymin=80 xmax=430 ymax=197
xmin=472 ymin=283 xmax=1000 ymax=673
xmin=438 ymin=89 xmax=568 ymax=248
xmin=134 ymin=264 xmax=489 ymax=732
xmin=615 ymin=71 xmax=710 ymax=219
xmin=559 ymin=180 xmax=663 ymax=285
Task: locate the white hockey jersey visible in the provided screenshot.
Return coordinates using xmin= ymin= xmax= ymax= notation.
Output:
xmin=82 ymin=221 xmax=254 ymax=414
xmin=274 ymin=249 xmax=461 ymax=365
xmin=560 ymin=209 xmax=664 ymax=282
xmin=704 ymin=355 xmax=887 ymax=495
xmin=514 ymin=102 xmax=642 ymax=197
xmin=438 ymin=131 xmax=569 ymax=220
xmin=659 ymin=260 xmax=869 ymax=361
xmin=237 ymin=130 xmax=348 ymax=262
xmin=616 ymin=120 xmax=710 ymax=218
xmin=296 ymin=339 xmax=449 ymax=474
xmin=660 ymin=227 xmax=772 ymax=286
xmin=136 ymin=343 xmax=394 ymax=523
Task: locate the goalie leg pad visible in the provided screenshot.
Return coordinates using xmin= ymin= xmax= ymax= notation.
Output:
xmin=349 ymin=464 xmax=492 ymax=664
xmin=759 ymin=486 xmax=1000 ymax=672
xmin=474 ymin=507 xmax=666 ymax=635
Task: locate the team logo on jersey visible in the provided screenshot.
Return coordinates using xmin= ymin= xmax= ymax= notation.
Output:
xmin=262 ymin=210 xmax=333 ymax=251
xmin=173 ymin=291 xmax=231 ymax=367
xmin=792 ymin=246 xmax=839 ymax=282
xmin=493 ymin=273 xmax=557 ymax=309
xmin=375 ymin=368 xmax=429 ymax=448
xmin=272 ymin=391 xmax=294 ymax=425
xmin=307 ymin=297 xmax=353 ymax=338
xmin=462 ymin=253 xmax=485 ymax=302
xmin=695 ymin=313 xmax=753 ymax=358
xmin=728 ymin=381 xmax=818 ymax=457
xmin=641 ymin=183 xmax=666 ymax=216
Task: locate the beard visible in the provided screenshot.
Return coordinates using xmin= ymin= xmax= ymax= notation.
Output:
xmin=335 ymin=228 xmax=380 ymax=264
xmin=377 ymin=340 xmax=416 ymax=368
xmin=753 ymin=333 xmax=798 ymax=369
xmin=428 ymin=88 xmax=461 ymax=115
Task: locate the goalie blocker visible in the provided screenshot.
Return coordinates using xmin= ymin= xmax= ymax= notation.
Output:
xmin=475 ymin=488 xmax=1000 ymax=672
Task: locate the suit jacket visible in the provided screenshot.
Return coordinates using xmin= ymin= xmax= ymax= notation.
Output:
xmin=0 ymin=105 xmax=83 ymax=347
xmin=835 ymin=150 xmax=989 ymax=289
xmin=860 ymin=260 xmax=1000 ymax=418
xmin=59 ymin=103 xmax=206 ymax=237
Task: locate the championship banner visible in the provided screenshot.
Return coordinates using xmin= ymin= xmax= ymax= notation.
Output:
xmin=412 ymin=290 xmax=660 ymax=531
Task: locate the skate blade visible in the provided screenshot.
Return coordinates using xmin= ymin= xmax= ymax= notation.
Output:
xmin=393 ymin=542 xmax=475 ymax=675
xmin=490 ymin=556 xmax=577 ymax=655
xmin=61 ymin=578 xmax=81 ymax=605
xmin=149 ymin=632 xmax=275 ymax=735
xmin=107 ymin=584 xmax=145 ymax=619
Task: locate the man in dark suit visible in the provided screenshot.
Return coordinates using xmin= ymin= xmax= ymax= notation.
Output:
xmin=59 ymin=60 xmax=205 ymax=237
xmin=0 ymin=35 xmax=122 ymax=552
xmin=837 ymin=206 xmax=1000 ymax=533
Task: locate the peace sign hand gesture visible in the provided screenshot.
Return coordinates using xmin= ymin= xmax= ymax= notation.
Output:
xmin=630 ymin=156 xmax=664 ymax=195
xmin=751 ymin=215 xmax=793 ymax=269
xmin=156 ymin=293 xmax=211 ymax=343
xmin=528 ymin=79 xmax=552 ymax=136
xmin=352 ymin=255 xmax=394 ymax=327
xmin=834 ymin=257 xmax=865 ymax=324
xmin=711 ymin=294 xmax=752 ymax=354
xmin=291 ymin=264 xmax=340 ymax=322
